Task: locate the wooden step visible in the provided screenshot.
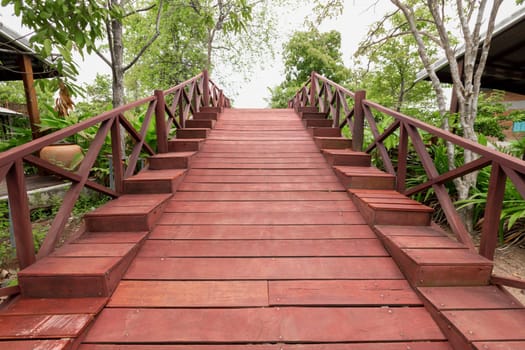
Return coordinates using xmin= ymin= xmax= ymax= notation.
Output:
xmin=123 ymin=169 xmax=186 ymax=194
xmin=295 ymin=106 xmax=318 ymax=113
xmin=333 ymin=166 xmax=395 ymax=189
xmin=323 ymin=149 xmax=371 ymax=167
xmin=375 ymin=225 xmax=493 ymax=286
xmin=303 ymin=119 xmax=333 ymax=128
xmin=18 ymin=234 xmax=146 ymax=297
xmin=349 ymin=189 xmax=433 ymax=226
xmin=301 ymin=111 xmax=328 ymax=120
xmin=185 ymin=119 xmax=216 ymax=129
xmin=168 ymin=138 xmax=206 ymax=152
xmin=314 ymin=136 xmax=352 ymax=149
xmin=177 ymin=128 xmax=210 ymax=139
xmin=418 ymin=286 xmax=524 ymax=349
xmin=307 ymin=127 xmax=340 ymax=137
xmin=193 ymin=112 xmax=218 ymax=120
xmin=200 ymin=106 xmax=223 ymax=113
xmin=84 ymin=194 xmax=171 ymax=232
xmin=148 ymin=152 xmax=197 ymax=169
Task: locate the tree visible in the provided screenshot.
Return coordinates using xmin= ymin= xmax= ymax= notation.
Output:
xmin=269 ymin=29 xmax=350 ymax=107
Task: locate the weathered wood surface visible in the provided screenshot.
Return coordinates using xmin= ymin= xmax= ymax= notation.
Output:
xmin=82 ymin=108 xmax=449 ymax=348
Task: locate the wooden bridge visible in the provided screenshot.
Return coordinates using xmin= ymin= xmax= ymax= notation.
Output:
xmin=0 ymin=72 xmax=524 ymax=350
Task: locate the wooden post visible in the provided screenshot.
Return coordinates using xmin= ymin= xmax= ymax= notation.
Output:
xmin=6 ymin=160 xmax=36 ymax=268
xmin=334 ymin=94 xmax=341 ymax=128
xmin=310 ymin=72 xmax=316 ymax=107
xmin=111 ymin=116 xmax=124 ymax=194
xmin=396 ymin=122 xmax=408 ymax=193
xmin=203 ymin=69 xmax=210 ymax=107
xmin=154 ymin=90 xmax=168 ymax=153
xmin=18 ymin=55 xmax=41 ymax=140
xmin=352 ymin=90 xmax=366 ymax=152
xmin=479 ymin=163 xmax=506 ymax=260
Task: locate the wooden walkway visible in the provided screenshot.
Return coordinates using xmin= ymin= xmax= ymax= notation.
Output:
xmin=80 ymin=109 xmax=448 ymax=349
xmin=2 ymin=108 xmax=525 ymax=349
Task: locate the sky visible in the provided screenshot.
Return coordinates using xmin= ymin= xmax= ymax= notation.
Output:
xmin=1 ymin=1 xmax=523 ymax=108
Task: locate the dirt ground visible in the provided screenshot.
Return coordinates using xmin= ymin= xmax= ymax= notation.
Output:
xmin=493 ymin=245 xmax=525 ymax=304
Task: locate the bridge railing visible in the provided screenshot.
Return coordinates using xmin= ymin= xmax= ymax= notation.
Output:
xmin=290 ymin=71 xmax=525 ymax=291
xmin=0 ymin=70 xmax=228 ymax=298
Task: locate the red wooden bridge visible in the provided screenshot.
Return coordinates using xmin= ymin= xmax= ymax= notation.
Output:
xmin=0 ymin=72 xmax=524 ymax=350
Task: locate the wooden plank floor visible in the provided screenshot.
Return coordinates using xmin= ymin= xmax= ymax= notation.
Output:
xmin=81 ymin=108 xmax=450 ymax=349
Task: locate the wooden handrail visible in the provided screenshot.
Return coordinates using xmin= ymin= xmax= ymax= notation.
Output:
xmin=290 ymin=71 xmax=525 ymax=290
xmin=0 ymin=70 xmax=229 ymax=299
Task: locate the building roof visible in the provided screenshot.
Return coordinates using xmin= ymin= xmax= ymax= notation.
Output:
xmin=416 ymin=8 xmax=525 ymax=95
xmin=0 ymin=22 xmax=58 ymax=81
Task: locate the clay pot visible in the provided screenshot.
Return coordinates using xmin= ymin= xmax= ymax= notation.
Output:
xmin=40 ymin=144 xmax=84 ymax=170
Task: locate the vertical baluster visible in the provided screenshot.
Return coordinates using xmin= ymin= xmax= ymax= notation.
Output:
xmin=352 ymin=90 xmax=366 ymax=152
xmin=6 ymin=160 xmax=36 ymax=269
xmin=310 ymin=72 xmax=317 ymax=108
xmin=154 ymin=90 xmax=168 ymax=153
xmin=396 ymin=122 xmax=408 ymax=193
xmin=111 ymin=115 xmax=124 ymax=193
xmin=203 ymin=69 xmax=210 ymax=108
xmin=480 ymin=163 xmax=506 ymax=260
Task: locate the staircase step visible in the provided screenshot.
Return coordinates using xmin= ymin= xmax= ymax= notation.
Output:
xmin=349 ymin=189 xmax=433 ymax=226
xmin=185 ymin=119 xmax=216 ymax=129
xmin=307 ymin=127 xmax=340 ymax=137
xmin=18 ymin=236 xmax=147 ymax=297
xmin=375 ymin=225 xmax=492 ymax=286
xmin=200 ymin=106 xmax=223 ymax=113
xmin=177 ymin=128 xmax=210 ymax=139
xmin=302 ymin=111 xmax=328 ymax=120
xmin=168 ymin=138 xmax=206 ymax=152
xmin=84 ymin=193 xmax=172 ymax=232
xmin=323 ymin=149 xmax=371 ymax=166
xmin=295 ymin=106 xmax=318 ymax=113
xmin=333 ymin=166 xmax=394 ymax=189
xmin=193 ymin=112 xmax=218 ymax=120
xmin=304 ymin=119 xmax=333 ymax=128
xmin=314 ymin=137 xmax=352 ymax=149
xmin=123 ymin=169 xmax=187 ymax=194
xmin=148 ymin=152 xmax=197 ymax=170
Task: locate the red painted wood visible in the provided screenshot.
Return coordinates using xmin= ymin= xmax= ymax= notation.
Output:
xmin=158 ymin=212 xmax=365 ymax=225
xmin=51 ymin=243 xmax=136 ymax=257
xmin=472 ymin=342 xmax=525 ymax=350
xmin=148 ymin=152 xmax=196 ymax=169
xmin=314 ymin=136 xmax=352 ymax=149
xmin=0 ymin=340 xmax=72 ymax=349
xmin=419 ymin=286 xmax=523 ymax=310
xmin=150 ymin=224 xmax=376 ymax=240
xmin=269 ymin=280 xmax=421 ymax=306
xmin=375 ymin=225 xmax=447 ymax=237
xmin=187 ymin=168 xmax=334 ymax=175
xmin=109 ymin=281 xmax=268 ymax=307
xmin=196 ymin=152 xmax=322 ymax=158
xmin=73 ymin=232 xmax=148 ymax=244
xmin=183 ymin=175 xmax=339 ymax=183
xmin=83 ymin=307 xmax=443 ymax=343
xmin=386 ymin=236 xmax=465 ymax=249
xmin=125 ymin=257 xmax=403 ymax=280
xmin=168 ymin=138 xmax=205 ymax=152
xmin=137 ymin=239 xmax=387 ymax=257
xmin=0 ymin=314 xmax=92 ymax=339
xmin=189 ymin=162 xmax=330 ymax=169
xmin=178 ymin=183 xmax=345 ymax=191
xmin=164 ymin=201 xmax=356 ymax=212
xmin=2 ymin=298 xmax=107 ymax=315
xmin=403 ymin=248 xmax=493 ymax=265
xmin=443 ymin=309 xmax=525 ymax=341
xmin=79 ymin=343 xmax=452 ymax=350
xmin=171 ymin=191 xmax=349 ymax=201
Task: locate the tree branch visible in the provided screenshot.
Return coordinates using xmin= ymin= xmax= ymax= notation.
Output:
xmin=123 ymin=0 xmax=163 ymax=72
xmin=123 ymin=3 xmax=156 ymax=18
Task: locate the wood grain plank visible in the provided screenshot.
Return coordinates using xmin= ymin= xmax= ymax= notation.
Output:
xmin=124 ymin=257 xmax=404 ymax=280
xmin=79 ymin=344 xmax=452 ymax=350
xmin=183 ymin=175 xmax=339 ymax=183
xmin=472 ymin=342 xmax=525 ymax=350
xmin=443 ymin=309 xmax=525 ymax=341
xmin=138 ymin=239 xmax=387 ymax=257
xmin=150 ymin=224 xmax=376 ymax=240
xmin=164 ymin=201 xmax=356 ymax=212
xmin=109 ymin=281 xmax=268 ymax=307
xmin=0 ymin=314 xmax=92 ymax=339
xmin=51 ymin=243 xmax=136 ymax=257
xmin=83 ymin=307 xmax=444 ymax=343
xmin=73 ymin=232 xmax=148 ymax=244
xmin=178 ymin=183 xmax=345 ymax=192
xmin=171 ymin=191 xmax=350 ymax=201
xmin=158 ymin=212 xmax=365 ymax=225
xmin=419 ymin=286 xmax=523 ymax=310
xmin=187 ymin=169 xmax=334 ymax=176
xmin=269 ymin=280 xmax=421 ymax=306
xmin=2 ymin=298 xmax=107 ymax=315
xmin=0 ymin=340 xmax=73 ymax=350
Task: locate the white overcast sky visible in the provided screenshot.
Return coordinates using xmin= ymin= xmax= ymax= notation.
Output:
xmin=1 ymin=1 xmax=522 ymax=107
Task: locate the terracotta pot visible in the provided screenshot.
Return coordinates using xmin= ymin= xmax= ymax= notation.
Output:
xmin=40 ymin=144 xmax=83 ymax=169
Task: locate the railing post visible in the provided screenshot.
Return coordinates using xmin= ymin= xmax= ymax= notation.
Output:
xmin=334 ymin=94 xmax=341 ymax=128
xmin=396 ymin=122 xmax=408 ymax=193
xmin=203 ymin=69 xmax=210 ymax=107
xmin=111 ymin=116 xmax=124 ymax=194
xmin=310 ymin=72 xmax=316 ymax=108
xmin=479 ymin=163 xmax=506 ymax=260
xmin=154 ymin=90 xmax=168 ymax=153
xmin=352 ymin=90 xmax=366 ymax=152
xmin=6 ymin=160 xmax=36 ymax=269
